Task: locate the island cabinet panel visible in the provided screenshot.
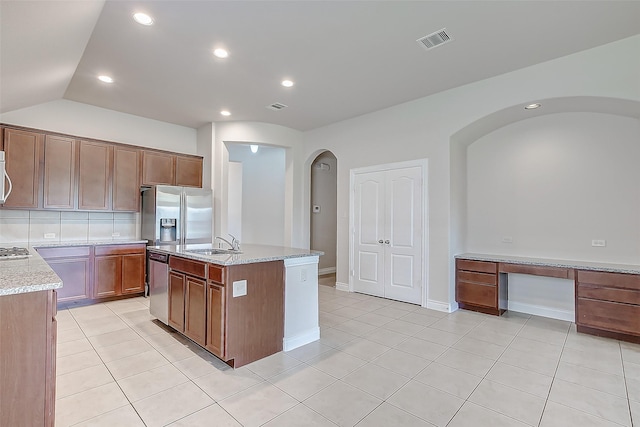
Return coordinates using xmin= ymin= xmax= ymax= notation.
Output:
xmin=185 ymin=276 xmax=207 ymax=346
xmin=168 ymin=272 xmax=186 ymax=331
xmin=43 ymin=135 xmax=76 ymax=209
xmin=1 ymin=128 xmax=43 ymax=208
xmin=455 ymin=259 xmax=502 ymax=315
xmin=36 ymin=246 xmax=92 ymax=303
xmin=141 ymin=150 xmax=175 ymax=186
xmin=0 ymin=289 xmax=57 ymax=427
xmin=576 ymin=269 xmax=640 ymax=340
xmin=113 ymin=146 xmax=140 ymax=211
xmin=206 ymin=282 xmax=225 ymax=358
xmin=78 ymin=140 xmax=112 ymax=210
xmin=175 ymin=155 xmax=203 ymax=188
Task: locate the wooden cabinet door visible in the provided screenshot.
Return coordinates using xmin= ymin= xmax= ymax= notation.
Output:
xmin=185 ymin=276 xmax=207 ymax=346
xmin=78 ymin=140 xmax=112 ymax=210
xmin=168 ymin=272 xmax=186 ymax=331
xmin=1 ymin=128 xmax=43 ymax=208
xmin=113 ymin=146 xmax=140 ymax=211
xmin=43 ymin=135 xmax=76 ymax=209
xmin=142 ymin=151 xmax=175 ymax=186
xmin=175 ymin=155 xmax=203 ymax=188
xmin=206 ymin=283 xmax=225 ymax=358
xmin=45 ymin=257 xmax=91 ymax=302
xmin=122 ymin=253 xmax=145 ymax=294
xmin=93 ymin=255 xmax=122 ymax=298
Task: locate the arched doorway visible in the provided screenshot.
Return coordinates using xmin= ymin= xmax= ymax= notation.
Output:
xmin=310 ymin=151 xmax=337 ymax=286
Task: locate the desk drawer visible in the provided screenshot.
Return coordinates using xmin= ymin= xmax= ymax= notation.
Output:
xmin=456 ymin=259 xmax=497 ymax=274
xmin=456 ymin=281 xmax=496 ymax=308
xmin=578 ymin=284 xmax=640 ymax=305
xmin=457 ymin=270 xmax=497 ymax=286
xmin=577 ymin=298 xmax=640 ymax=336
xmin=577 ymin=270 xmax=640 ymax=291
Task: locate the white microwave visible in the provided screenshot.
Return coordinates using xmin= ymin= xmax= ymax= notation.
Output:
xmin=0 ymin=151 xmax=12 ymax=204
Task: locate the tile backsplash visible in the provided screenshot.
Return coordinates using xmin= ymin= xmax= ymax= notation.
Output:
xmin=0 ymin=210 xmax=140 ymax=244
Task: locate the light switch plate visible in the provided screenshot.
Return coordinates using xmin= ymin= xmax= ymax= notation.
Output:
xmin=592 ymin=239 xmax=606 ymax=247
xmin=112 ymin=232 xmax=120 ymax=237
xmin=233 ymin=280 xmax=247 ymax=297
xmin=44 ymin=233 xmax=56 ymax=239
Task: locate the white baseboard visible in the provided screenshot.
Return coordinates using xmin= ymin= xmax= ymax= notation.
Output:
xmin=283 ymin=327 xmax=320 ymax=351
xmin=508 ymin=301 xmax=575 ymax=322
xmin=318 ymin=267 xmax=336 ymax=275
xmin=336 ymin=281 xmax=350 ymax=292
xmin=426 ymin=299 xmax=456 ymax=313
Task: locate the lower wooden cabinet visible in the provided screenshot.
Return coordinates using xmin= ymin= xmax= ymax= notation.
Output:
xmin=0 ymin=289 xmax=57 ymax=427
xmin=168 ymin=256 xmax=208 ymax=345
xmin=93 ymin=244 xmax=145 ymax=299
xmin=36 ymin=246 xmax=91 ymax=303
xmin=168 ymin=271 xmax=186 ymax=332
xmin=455 ymin=259 xmax=502 ymax=315
xmin=185 ymin=276 xmax=207 ymax=345
xmin=206 ymin=281 xmax=225 ymax=358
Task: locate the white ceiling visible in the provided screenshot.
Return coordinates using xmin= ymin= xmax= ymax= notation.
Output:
xmin=1 ymin=1 xmax=639 ymax=131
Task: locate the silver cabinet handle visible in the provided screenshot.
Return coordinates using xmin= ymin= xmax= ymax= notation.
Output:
xmin=385 ymin=240 xmax=390 ymax=244
xmin=378 ymin=240 xmax=384 ymax=244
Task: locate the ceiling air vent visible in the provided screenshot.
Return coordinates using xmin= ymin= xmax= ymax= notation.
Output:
xmin=416 ymin=28 xmax=452 ymax=50
xmin=266 ymin=102 xmax=288 ymax=111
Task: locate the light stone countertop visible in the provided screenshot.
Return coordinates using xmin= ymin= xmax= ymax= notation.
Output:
xmin=456 ymin=253 xmax=640 ymax=275
xmin=148 ymin=243 xmax=322 ymax=266
xmin=32 ymin=240 xmax=147 ymax=248
xmin=0 ymin=247 xmax=62 ymax=296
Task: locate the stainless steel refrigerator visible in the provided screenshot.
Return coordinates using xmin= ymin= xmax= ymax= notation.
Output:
xmin=141 ymin=185 xmax=213 ymax=246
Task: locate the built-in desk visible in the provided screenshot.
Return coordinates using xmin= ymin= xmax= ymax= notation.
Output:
xmin=455 ymin=253 xmax=640 ymax=343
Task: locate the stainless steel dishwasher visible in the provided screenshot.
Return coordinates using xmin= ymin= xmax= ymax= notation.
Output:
xmin=148 ymin=251 xmax=169 ymax=325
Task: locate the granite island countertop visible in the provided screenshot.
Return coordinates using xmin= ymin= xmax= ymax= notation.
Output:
xmin=0 ymin=247 xmax=62 ymax=296
xmin=147 ymin=243 xmax=322 ymax=266
xmin=456 ymin=253 xmax=640 ymax=275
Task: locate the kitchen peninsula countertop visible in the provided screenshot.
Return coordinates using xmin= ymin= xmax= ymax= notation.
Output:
xmin=0 ymin=248 xmax=62 ymax=296
xmin=148 ymin=243 xmax=322 ymax=266
xmin=456 ymin=253 xmax=640 ymax=275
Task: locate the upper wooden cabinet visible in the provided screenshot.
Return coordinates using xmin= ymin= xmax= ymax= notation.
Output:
xmin=78 ymin=140 xmax=112 ymax=210
xmin=142 ymin=151 xmax=175 ymax=186
xmin=142 ymin=150 xmax=203 ymax=188
xmin=113 ymin=146 xmax=140 ymax=211
xmin=176 ymin=155 xmax=203 ymax=188
xmin=1 ymin=128 xmax=43 ymax=208
xmin=43 ymin=135 xmax=76 ymax=209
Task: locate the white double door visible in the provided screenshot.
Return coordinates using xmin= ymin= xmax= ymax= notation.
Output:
xmin=352 ymin=163 xmax=424 ymax=305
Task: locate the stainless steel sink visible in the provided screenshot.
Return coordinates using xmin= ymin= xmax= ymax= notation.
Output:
xmin=185 ymin=248 xmax=242 ymax=256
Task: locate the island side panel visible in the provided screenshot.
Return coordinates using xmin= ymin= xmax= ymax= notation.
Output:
xmin=283 ymin=256 xmax=320 ymax=351
xmin=225 ymin=261 xmax=284 ymax=367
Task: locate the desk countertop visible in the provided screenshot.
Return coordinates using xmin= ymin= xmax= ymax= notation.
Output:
xmin=456 ymin=253 xmax=640 ymax=275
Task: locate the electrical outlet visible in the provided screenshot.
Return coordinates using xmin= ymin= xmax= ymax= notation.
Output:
xmin=502 ymin=236 xmax=513 ymax=243
xmin=112 ymin=232 xmax=120 ymax=237
xmin=233 ymin=280 xmax=247 ymax=297
xmin=44 ymin=233 xmax=56 ymax=239
xmin=592 ymin=239 xmax=606 ymax=247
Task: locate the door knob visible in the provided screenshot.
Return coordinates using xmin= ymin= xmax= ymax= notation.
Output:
xmin=385 ymin=240 xmax=390 ymax=244
xmin=378 ymin=240 xmax=384 ymax=244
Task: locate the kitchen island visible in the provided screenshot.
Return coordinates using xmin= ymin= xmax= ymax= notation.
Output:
xmin=0 ymin=248 xmax=62 ymax=427
xmin=147 ymin=243 xmax=322 ymax=367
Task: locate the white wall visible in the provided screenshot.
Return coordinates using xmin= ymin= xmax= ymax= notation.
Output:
xmin=0 ymin=99 xmax=197 ymax=153
xmin=227 ymin=144 xmax=285 ymax=246
xmin=303 ymin=35 xmax=640 ymax=308
xmin=310 ymin=151 xmax=337 ymax=272
xmin=467 ymin=112 xmax=640 ymax=263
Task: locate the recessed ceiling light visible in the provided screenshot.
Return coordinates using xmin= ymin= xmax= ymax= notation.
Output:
xmin=213 ymin=48 xmax=229 ymax=59
xmin=281 ymin=80 xmax=294 ymax=87
xmin=250 ymin=145 xmax=259 ymax=154
xmin=525 ymin=103 xmax=541 ymax=110
xmin=220 ymin=110 xmax=231 ymax=116
xmin=98 ymin=75 xmax=114 ymax=83
xmin=133 ymin=12 xmax=153 ymax=26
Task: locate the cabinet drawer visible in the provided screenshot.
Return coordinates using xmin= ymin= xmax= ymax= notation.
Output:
xmin=457 ymin=270 xmax=497 ymax=286
xmin=456 ymin=259 xmax=497 ymax=274
xmin=170 ymin=256 xmax=207 ymax=279
xmin=577 ymin=270 xmax=640 ymax=291
xmin=36 ymin=246 xmax=91 ymax=259
xmin=208 ymin=265 xmax=225 ymax=284
xmin=95 ymin=244 xmax=145 ymax=256
xmin=577 ymin=284 xmax=640 ymax=305
xmin=500 ymin=263 xmax=572 ymax=279
xmin=577 ymin=298 xmax=640 ymax=336
xmin=456 ymin=281 xmax=497 ymax=308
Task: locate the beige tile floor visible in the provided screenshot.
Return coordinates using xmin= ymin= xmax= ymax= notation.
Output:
xmin=54 ymin=276 xmax=640 ymax=426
